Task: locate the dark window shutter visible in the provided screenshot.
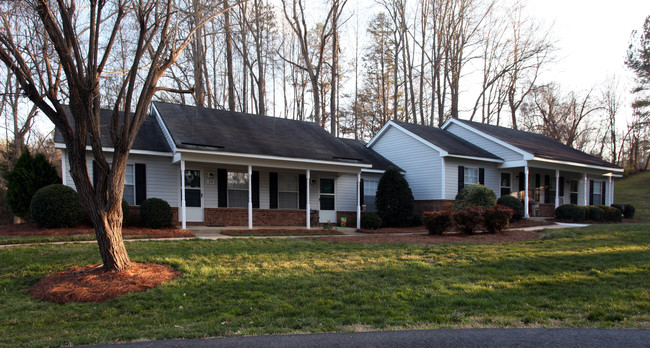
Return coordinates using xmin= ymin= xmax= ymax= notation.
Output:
xmin=544 ymin=175 xmax=550 ymax=204
xmin=478 ymin=168 xmax=485 ymax=185
xmin=559 ymin=176 xmax=565 ymax=196
xmin=518 ymin=172 xmax=525 ymax=191
xmin=93 ymin=160 xmax=98 ymax=190
xmin=269 ymin=172 xmax=278 ymax=209
xmin=535 ymin=174 xmax=541 ymax=200
xmin=458 ymin=166 xmax=465 ymax=192
xmin=299 ymin=174 xmax=307 ymax=210
xmin=602 ymin=181 xmax=606 ymax=205
xmin=217 ymin=168 xmax=228 ymax=207
xmin=589 ymin=180 xmax=594 ymax=205
xmin=252 ymin=171 xmax=259 ymax=209
xmin=135 ymin=163 xmax=146 ymax=205
xmin=360 ymin=179 xmax=365 ymax=206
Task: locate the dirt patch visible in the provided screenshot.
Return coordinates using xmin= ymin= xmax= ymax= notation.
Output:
xmin=31 ymin=262 xmax=179 ymax=304
xmin=220 ymin=228 xmax=343 ymax=236
xmin=0 ymin=223 xmax=194 ymax=238
xmin=311 ymin=229 xmax=540 ymax=244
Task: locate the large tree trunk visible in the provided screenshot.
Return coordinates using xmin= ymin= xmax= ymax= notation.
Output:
xmin=89 ymin=207 xmax=130 ymax=271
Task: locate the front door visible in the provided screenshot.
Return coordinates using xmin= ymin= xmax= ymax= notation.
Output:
xmin=319 ymin=178 xmax=336 ymax=223
xmin=500 ymin=173 xmax=511 ymax=197
xmin=183 ymin=169 xmax=203 ymax=222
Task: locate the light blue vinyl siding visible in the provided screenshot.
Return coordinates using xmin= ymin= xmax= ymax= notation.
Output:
xmin=444 ymin=158 xmax=500 ymax=199
xmin=370 ymin=126 xmax=442 ymax=200
xmin=446 ymin=123 xmax=523 ymax=162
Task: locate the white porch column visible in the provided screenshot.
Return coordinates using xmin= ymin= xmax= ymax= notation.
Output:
xmin=181 ymin=159 xmax=186 ymax=229
xmin=306 ymin=169 xmax=311 ymax=229
xmin=583 ymin=172 xmax=588 ymax=206
xmin=248 ymin=165 xmax=253 ymax=229
xmin=555 ymin=169 xmax=560 ymax=208
xmin=357 ymin=172 xmax=361 ymax=229
xmin=608 ymin=176 xmax=613 ymax=205
xmin=611 ymin=179 xmax=615 ymax=205
xmin=524 ymin=165 xmax=530 ymax=218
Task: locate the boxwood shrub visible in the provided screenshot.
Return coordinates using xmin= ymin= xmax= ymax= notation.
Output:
xmin=422 ymin=210 xmax=453 ymax=235
xmin=140 ymin=198 xmax=173 ymax=229
xmin=588 ymin=205 xmax=605 ymax=221
xmin=597 ymin=205 xmax=622 ymax=222
xmin=496 ymin=195 xmax=524 ymax=221
xmin=30 ymin=184 xmax=84 ymax=228
xmin=555 ymin=204 xmax=585 ymax=222
xmin=453 ymin=184 xmax=497 ymax=211
xmin=360 ymin=212 xmax=382 ymax=230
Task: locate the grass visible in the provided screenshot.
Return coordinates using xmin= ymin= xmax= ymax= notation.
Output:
xmin=1 ymin=224 xmax=649 ymax=347
xmin=614 ymin=171 xmax=650 ymax=219
xmin=0 ymin=234 xmax=158 ymax=245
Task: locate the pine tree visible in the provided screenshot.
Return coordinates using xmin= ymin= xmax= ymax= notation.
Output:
xmin=375 ymin=165 xmax=415 ymax=227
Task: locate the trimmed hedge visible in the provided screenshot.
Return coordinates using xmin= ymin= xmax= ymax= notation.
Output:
xmin=496 ymin=195 xmax=524 ymax=221
xmin=588 ymin=206 xmax=605 ymax=222
xmin=422 ymin=210 xmax=453 ymax=235
xmin=555 ymin=204 xmax=585 ymax=222
xmin=30 ymin=184 xmax=84 ymax=228
xmin=597 ymin=205 xmax=623 ymax=222
xmin=140 ymin=198 xmax=173 ymax=229
xmin=454 ymin=206 xmax=485 ymax=234
xmin=361 ymin=212 xmax=382 ymax=230
xmin=484 ymin=205 xmax=514 ymax=234
xmin=453 ymin=184 xmax=497 ymax=211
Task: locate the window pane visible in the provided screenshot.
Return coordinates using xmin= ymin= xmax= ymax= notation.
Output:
xmin=320 ymin=178 xmax=334 ymax=194
xmin=365 ymin=179 xmax=378 ymax=196
xmin=228 ymin=189 xmax=248 ymax=208
xmin=228 ymin=172 xmax=248 ymax=190
xmin=279 ymin=192 xmax=298 ymax=209
xmin=125 ymin=164 xmax=134 ymax=185
xmin=465 ymin=168 xmax=478 ymax=186
xmin=593 ymin=182 xmax=602 ymax=194
xmin=186 ymin=189 xmax=201 ymax=207
xmin=364 ymin=195 xmax=377 ymax=212
xmin=123 ymin=185 xmax=134 ymax=205
xmin=279 ymin=174 xmax=298 ymax=192
xmin=184 ymin=170 xmax=201 ymax=188
xmin=320 ymin=195 xmax=335 ymax=210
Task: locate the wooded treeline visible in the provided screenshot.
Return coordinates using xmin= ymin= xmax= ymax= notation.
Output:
xmin=1 ymin=1 xmax=649 ymax=173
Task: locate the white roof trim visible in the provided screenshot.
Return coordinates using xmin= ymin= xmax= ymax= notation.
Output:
xmin=445 ymin=154 xmax=503 ymax=163
xmin=532 ymin=157 xmax=624 ymax=173
xmin=151 ymin=102 xmax=177 ymax=153
xmin=442 ymin=118 xmax=534 ymax=160
xmin=367 ymin=120 xmax=449 ymax=156
xmin=54 ymin=143 xmax=173 ymax=157
xmin=361 ymin=168 xmax=405 ymax=174
xmin=174 ymin=148 xmax=373 ymax=169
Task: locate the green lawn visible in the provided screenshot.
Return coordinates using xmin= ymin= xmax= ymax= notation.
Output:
xmin=1 ymin=172 xmax=649 ymax=347
xmin=1 ymin=223 xmax=649 ymax=347
xmin=614 ymin=171 xmax=650 ymax=219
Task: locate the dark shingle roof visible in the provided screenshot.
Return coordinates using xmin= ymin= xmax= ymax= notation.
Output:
xmin=452 ymin=119 xmax=621 ymax=169
xmin=391 ymin=121 xmax=502 ymax=160
xmin=53 ymin=108 xmax=171 ymax=153
xmin=339 ymin=138 xmax=403 ymax=172
xmin=153 ymin=102 xmax=369 ymax=165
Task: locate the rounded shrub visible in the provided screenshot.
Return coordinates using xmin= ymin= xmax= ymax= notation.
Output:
xmin=30 ymin=184 xmax=83 ymax=228
xmin=376 ymin=166 xmax=415 ymax=227
xmin=360 ymin=212 xmax=382 ymax=230
xmin=422 ymin=210 xmax=453 ymax=235
xmin=453 ymin=184 xmax=496 ymax=211
xmin=496 ymin=195 xmax=524 ymax=221
xmin=554 ymin=204 xmax=585 ymax=222
xmin=484 ymin=205 xmax=514 ymax=234
xmin=598 ymin=205 xmax=622 ymax=222
xmin=140 ymin=198 xmax=173 ymax=229
xmin=454 ymin=206 xmax=485 ymax=234
xmin=588 ymin=205 xmax=604 ymax=221
xmin=611 ymin=204 xmax=624 ymax=216
xmin=623 ymin=204 xmax=635 ymax=219
xmin=122 ymin=200 xmax=131 ymax=226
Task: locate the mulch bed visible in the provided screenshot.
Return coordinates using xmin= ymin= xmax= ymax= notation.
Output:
xmin=220 ymin=228 xmax=343 ymax=236
xmin=358 ymin=219 xmax=555 ymax=234
xmin=311 ymin=229 xmax=540 ymax=244
xmin=31 ymin=262 xmax=179 ymax=304
xmin=0 ymin=223 xmax=194 ymax=238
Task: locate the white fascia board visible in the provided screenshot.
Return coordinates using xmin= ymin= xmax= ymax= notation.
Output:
xmin=151 ymin=102 xmax=178 ymax=153
xmin=443 ymin=118 xmax=534 ymax=160
xmin=173 ymin=149 xmax=372 ymax=172
xmin=54 ymin=143 xmax=173 ymax=157
xmin=368 ymin=120 xmax=449 ymax=156
xmin=445 ymin=154 xmax=503 ymax=163
xmin=361 ymin=168 xmax=406 ymax=175
xmin=533 ymin=157 xmax=624 ymax=173
xmin=498 ymin=160 xmax=529 ymax=169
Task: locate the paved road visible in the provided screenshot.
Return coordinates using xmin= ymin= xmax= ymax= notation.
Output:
xmin=85 ymin=329 xmax=650 ymax=348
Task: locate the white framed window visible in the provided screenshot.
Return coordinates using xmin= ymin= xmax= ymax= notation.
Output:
xmin=364 ymin=179 xmax=379 ymax=212
xmin=464 ymin=167 xmax=479 ymax=187
xmin=278 ymin=174 xmax=298 ymax=209
xmin=593 ymin=180 xmax=602 ymax=205
xmin=228 ymin=172 xmax=248 ymax=208
xmin=123 ymin=164 xmax=135 ymax=205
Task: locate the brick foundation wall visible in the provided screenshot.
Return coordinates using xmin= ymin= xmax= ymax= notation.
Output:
xmin=201 ymin=208 xmax=319 ymax=227
xmin=336 ymin=211 xmax=358 ymax=227
xmin=414 ymin=200 xmax=455 ymax=215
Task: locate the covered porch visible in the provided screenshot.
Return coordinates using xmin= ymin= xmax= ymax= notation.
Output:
xmin=499 ymin=159 xmax=622 ymax=218
xmin=173 ymin=150 xmax=371 ymax=230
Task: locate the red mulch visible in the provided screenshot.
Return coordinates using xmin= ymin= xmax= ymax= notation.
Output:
xmin=220 ymin=228 xmax=343 ymax=236
xmin=0 ymin=223 xmax=194 ymax=238
xmin=31 ymin=262 xmax=179 ymax=304
xmin=358 ymin=219 xmax=555 ymax=234
xmin=311 ymin=229 xmax=540 ymax=244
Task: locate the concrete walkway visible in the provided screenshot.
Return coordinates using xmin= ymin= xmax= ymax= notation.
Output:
xmin=83 ymin=328 xmax=650 ymax=348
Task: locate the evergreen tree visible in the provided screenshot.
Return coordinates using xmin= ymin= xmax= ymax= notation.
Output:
xmin=375 ymin=165 xmax=415 ymax=227
xmin=3 ymin=149 xmax=60 ymax=221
